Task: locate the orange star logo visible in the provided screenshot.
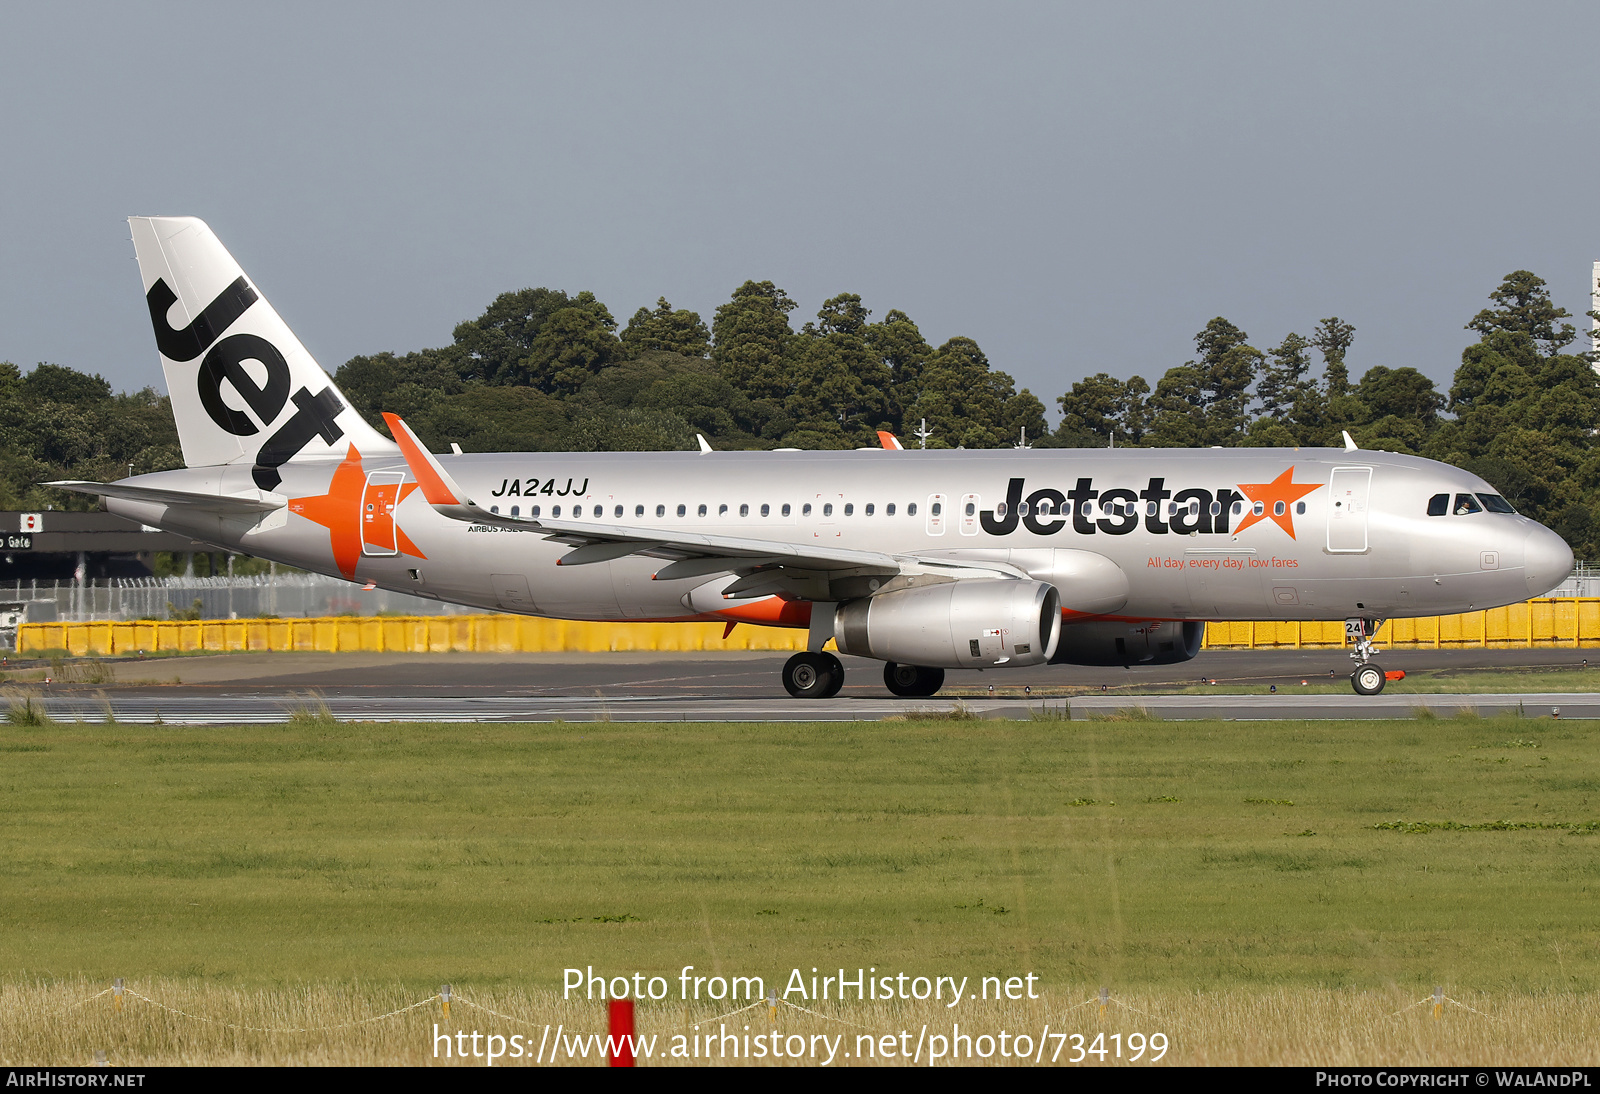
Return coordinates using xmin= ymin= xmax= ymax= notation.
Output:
xmin=288 ymin=445 xmax=426 ymax=579
xmin=1233 ymin=466 xmax=1321 ymax=540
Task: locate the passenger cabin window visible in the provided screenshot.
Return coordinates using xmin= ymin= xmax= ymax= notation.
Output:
xmin=865 ymin=503 xmax=875 ymax=516
xmin=1252 ymin=501 xmax=1265 ymax=516
xmin=843 ymin=503 xmax=853 ymax=516
xmin=886 ymin=503 xmax=896 ymax=516
xmin=718 ymin=504 xmax=728 ymax=516
xmin=1273 ymin=501 xmax=1285 ymax=516
xmin=698 ymin=504 xmax=708 ymax=517
xmin=1294 ymin=501 xmax=1305 ymax=515
xmin=740 ymin=504 xmax=749 ymax=517
xmin=965 ymin=502 xmax=976 ymax=516
xmin=490 ymin=505 xmax=499 ymax=514
xmin=656 ymin=504 xmax=666 ymax=517
xmin=823 ymin=503 xmax=833 ymax=516
xmin=531 ymin=505 xmax=541 ymax=517
xmin=760 ymin=503 xmax=770 ymax=517
xmin=1478 ymin=493 xmax=1516 ymax=514
xmin=614 ymin=504 xmax=623 ymax=518
xmin=1454 ymin=493 xmax=1483 ymax=515
xmin=907 ymin=503 xmax=917 ymax=516
xmin=1428 ymin=493 xmax=1449 ymax=516
xmin=783 ymin=503 xmax=792 ymax=517
xmin=510 ymin=505 xmax=519 ymax=517
xmin=552 ymin=505 xmax=562 ymax=517
xmin=676 ymin=504 xmax=686 ymax=517
xmin=802 ymin=503 xmax=812 ymax=516
xmin=635 ymin=504 xmax=644 ymax=517
xmin=1232 ymin=501 xmax=1244 ymax=516
xmin=930 ymin=502 xmax=941 ymax=516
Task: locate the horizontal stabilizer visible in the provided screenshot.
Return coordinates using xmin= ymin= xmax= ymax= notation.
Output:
xmin=46 ymin=480 xmax=286 ymax=514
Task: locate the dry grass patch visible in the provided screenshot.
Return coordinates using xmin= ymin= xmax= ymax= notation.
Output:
xmin=5 ymin=981 xmax=1597 ymax=1066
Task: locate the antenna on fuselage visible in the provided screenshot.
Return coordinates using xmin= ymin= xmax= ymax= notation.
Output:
xmin=1342 ymin=430 xmax=1359 ymax=452
xmin=1014 ymin=427 xmax=1031 ymax=450
xmin=913 ymin=418 xmax=934 ymax=449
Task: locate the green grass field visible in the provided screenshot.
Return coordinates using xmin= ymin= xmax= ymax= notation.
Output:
xmin=3 ymin=714 xmax=1597 ymax=1000
xmin=945 ymin=664 xmax=1600 ymax=697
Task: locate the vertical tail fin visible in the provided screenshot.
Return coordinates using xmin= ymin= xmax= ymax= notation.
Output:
xmin=128 ymin=216 xmax=396 ymax=487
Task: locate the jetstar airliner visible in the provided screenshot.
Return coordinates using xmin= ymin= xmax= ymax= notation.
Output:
xmin=49 ymin=217 xmax=1574 ymax=697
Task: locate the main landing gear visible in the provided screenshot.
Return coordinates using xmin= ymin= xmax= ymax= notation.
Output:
xmin=883 ymin=662 xmax=945 ymax=698
xmin=783 ymin=651 xmax=844 ymax=699
xmin=1346 ymin=616 xmax=1389 ymax=696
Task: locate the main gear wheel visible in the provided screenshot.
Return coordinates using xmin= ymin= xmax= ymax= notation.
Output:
xmin=783 ymin=651 xmax=845 ymax=698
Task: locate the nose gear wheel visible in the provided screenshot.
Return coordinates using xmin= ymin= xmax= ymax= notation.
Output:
xmin=1352 ymin=664 xmax=1387 ymax=695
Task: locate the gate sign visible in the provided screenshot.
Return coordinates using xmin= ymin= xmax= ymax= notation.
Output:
xmin=19 ymin=513 xmax=42 ymax=533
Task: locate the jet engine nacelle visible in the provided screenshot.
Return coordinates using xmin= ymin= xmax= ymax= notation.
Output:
xmin=1050 ymin=620 xmax=1205 ymax=667
xmin=835 ymin=579 xmax=1061 ymax=669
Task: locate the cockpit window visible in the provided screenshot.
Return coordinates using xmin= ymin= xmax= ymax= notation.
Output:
xmin=1453 ymin=493 xmax=1483 ymax=515
xmin=1477 ymin=493 xmax=1516 ymax=514
xmin=1427 ymin=493 xmax=1449 ymax=516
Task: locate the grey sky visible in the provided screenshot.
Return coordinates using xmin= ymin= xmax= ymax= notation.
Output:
xmin=2 ymin=1 xmax=1595 ymax=417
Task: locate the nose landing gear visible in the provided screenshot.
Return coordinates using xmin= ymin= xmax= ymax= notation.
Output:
xmin=783 ymin=651 xmax=844 ymax=698
xmin=1352 ymin=663 xmax=1387 ymax=695
xmin=1346 ymin=616 xmax=1387 ymax=695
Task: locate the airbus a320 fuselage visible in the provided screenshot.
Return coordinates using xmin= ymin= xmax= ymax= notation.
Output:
xmin=51 ymin=217 xmax=1574 ymax=698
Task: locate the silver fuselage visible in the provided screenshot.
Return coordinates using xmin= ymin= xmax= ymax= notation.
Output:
xmin=105 ymin=446 xmax=1574 ymax=626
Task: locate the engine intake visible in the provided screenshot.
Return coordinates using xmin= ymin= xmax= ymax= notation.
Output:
xmin=835 ymin=579 xmax=1061 ymax=669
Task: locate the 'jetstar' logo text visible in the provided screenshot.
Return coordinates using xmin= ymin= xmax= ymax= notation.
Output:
xmin=978 ymin=470 xmax=1321 ymax=539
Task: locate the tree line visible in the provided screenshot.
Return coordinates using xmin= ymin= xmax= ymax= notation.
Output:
xmin=3 ymin=269 xmax=1598 ymax=557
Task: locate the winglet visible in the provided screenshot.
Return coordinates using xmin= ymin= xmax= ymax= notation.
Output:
xmin=1342 ymin=430 xmax=1359 ymax=452
xmin=697 ymin=434 xmax=713 ymax=453
xmin=383 ymin=413 xmax=470 ymax=507
xmin=876 ymin=430 xmax=904 ymax=451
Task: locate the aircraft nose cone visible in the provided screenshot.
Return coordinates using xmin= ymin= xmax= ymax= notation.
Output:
xmin=1524 ymin=524 xmax=1574 ymax=597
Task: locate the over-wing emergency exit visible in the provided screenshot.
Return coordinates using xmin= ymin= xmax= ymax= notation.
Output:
xmin=49 ymin=218 xmax=1575 ymax=697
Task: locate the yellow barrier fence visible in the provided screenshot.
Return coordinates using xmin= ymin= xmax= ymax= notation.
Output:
xmin=1200 ymin=598 xmax=1600 ymax=650
xmin=16 ymin=616 xmax=811 ymax=657
xmin=17 ymin=598 xmax=1600 ymax=657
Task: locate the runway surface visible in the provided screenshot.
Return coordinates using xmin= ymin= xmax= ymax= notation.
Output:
xmin=9 ymin=647 xmax=1600 ymax=722
xmin=26 ymin=689 xmax=1599 ymax=723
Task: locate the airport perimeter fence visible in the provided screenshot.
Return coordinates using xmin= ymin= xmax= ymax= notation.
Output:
xmin=16 ymin=597 xmax=1600 ymax=656
xmin=0 ymin=573 xmax=467 ymax=625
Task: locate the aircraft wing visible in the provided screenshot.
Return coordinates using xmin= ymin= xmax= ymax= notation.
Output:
xmin=45 ymin=480 xmax=287 ymax=514
xmin=383 ymin=414 xmax=1026 ymax=592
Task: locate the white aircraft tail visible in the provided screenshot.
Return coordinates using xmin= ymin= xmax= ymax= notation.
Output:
xmin=128 ymin=216 xmax=396 ymax=487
